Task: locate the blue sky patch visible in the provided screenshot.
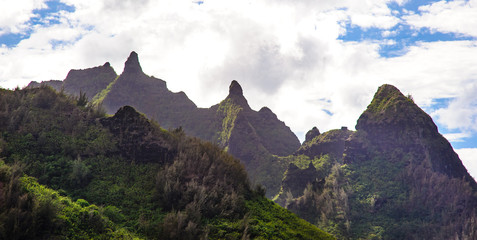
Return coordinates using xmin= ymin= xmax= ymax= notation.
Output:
xmin=322 ymin=109 xmax=333 ymax=116
xmin=339 ymin=22 xmax=474 ymax=58
xmin=0 ymin=34 xmax=27 ymax=48
xmin=0 ymin=0 xmax=75 ymax=48
xmin=339 ymin=0 xmax=476 ymax=58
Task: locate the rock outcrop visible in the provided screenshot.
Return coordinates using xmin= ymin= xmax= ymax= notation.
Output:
xmin=100 ymin=105 xmax=174 ymax=163
xmin=304 ymin=127 xmax=320 ymax=144
xmin=296 ymin=128 xmax=352 ymax=158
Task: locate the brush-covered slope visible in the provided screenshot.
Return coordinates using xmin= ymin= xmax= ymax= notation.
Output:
xmin=27 ymin=80 xmax=63 ymax=91
xmin=0 ymin=86 xmax=333 ymax=239
xmin=276 ymin=84 xmax=477 ymax=239
xmin=0 ymin=161 xmax=138 ymax=239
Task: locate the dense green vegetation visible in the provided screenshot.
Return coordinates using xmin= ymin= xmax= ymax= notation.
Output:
xmin=0 ymin=85 xmax=333 ymax=239
xmin=0 ymin=161 xmax=139 ymax=239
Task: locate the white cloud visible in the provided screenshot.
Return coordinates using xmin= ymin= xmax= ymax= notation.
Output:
xmin=455 ymin=148 xmax=477 ymax=180
xmin=405 ymin=0 xmax=477 ymax=37
xmin=0 ymin=0 xmax=47 ymax=35
xmin=432 ymin=82 xmax=477 ymax=132
xmin=443 ymin=132 xmax=472 ymax=143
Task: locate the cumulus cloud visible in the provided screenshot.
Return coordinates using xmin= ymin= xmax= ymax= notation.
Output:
xmin=0 ymin=0 xmax=47 ymax=35
xmin=432 ymin=82 xmax=477 ymax=132
xmin=404 ymin=0 xmax=477 ymax=37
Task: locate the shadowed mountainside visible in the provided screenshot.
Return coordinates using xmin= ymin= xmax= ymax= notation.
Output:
xmin=274 ymin=84 xmax=477 ymax=239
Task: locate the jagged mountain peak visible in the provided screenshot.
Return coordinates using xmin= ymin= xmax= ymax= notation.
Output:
xmin=348 ymin=84 xmax=475 ymax=183
xmin=225 ymin=80 xmax=250 ymax=109
xmin=123 ymin=51 xmax=143 ymax=74
xmin=229 ymin=80 xmax=243 ymax=96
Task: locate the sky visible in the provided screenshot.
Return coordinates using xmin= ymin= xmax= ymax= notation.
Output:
xmin=1 ymin=0 xmax=477 ymax=179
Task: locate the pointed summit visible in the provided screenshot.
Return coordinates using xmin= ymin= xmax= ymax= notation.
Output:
xmin=349 ymin=84 xmax=474 ymax=182
xmin=226 ymin=80 xmax=250 ymax=109
xmin=356 ymin=84 xmax=436 ymax=133
xmin=229 ymin=80 xmax=243 ymax=96
xmin=123 ymin=51 xmax=143 ymax=74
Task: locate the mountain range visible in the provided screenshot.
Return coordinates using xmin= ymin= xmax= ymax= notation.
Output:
xmin=23 ymin=51 xmax=477 ymax=239
xmin=29 ymin=51 xmax=300 ymax=197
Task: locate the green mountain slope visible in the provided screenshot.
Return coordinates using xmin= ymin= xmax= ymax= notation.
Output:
xmin=0 ymin=86 xmax=333 ymax=239
xmin=275 ymin=84 xmax=477 ymax=239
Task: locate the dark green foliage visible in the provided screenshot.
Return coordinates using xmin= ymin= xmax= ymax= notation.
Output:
xmin=154 ymin=135 xmax=250 ymax=238
xmin=76 ymin=90 xmax=88 ymax=107
xmin=69 ymin=158 xmax=91 ymax=187
xmin=243 ymin=196 xmax=335 ymax=240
